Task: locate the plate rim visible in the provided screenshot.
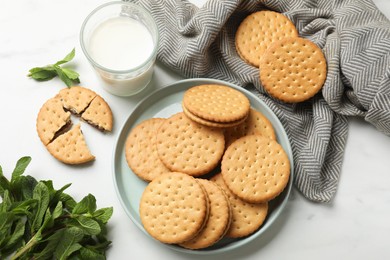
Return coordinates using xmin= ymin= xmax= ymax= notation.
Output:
xmin=112 ymin=78 xmax=294 ymax=255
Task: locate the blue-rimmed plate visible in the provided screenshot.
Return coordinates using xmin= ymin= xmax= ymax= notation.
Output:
xmin=112 ymin=78 xmax=294 ymax=254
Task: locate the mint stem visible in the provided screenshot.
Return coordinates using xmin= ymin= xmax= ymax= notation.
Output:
xmin=10 ymin=234 xmax=39 ymax=260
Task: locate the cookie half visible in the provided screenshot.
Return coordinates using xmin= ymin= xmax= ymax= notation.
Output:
xmin=81 ymin=95 xmax=113 ymax=132
xmin=46 ymin=123 xmax=95 ymax=164
xmin=36 ymin=97 xmax=71 ymax=145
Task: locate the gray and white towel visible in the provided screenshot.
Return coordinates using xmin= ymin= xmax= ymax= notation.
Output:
xmin=130 ymin=0 xmax=390 ymax=203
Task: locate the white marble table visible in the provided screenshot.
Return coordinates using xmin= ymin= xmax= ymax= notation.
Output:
xmin=1 ymin=0 xmax=390 ymax=259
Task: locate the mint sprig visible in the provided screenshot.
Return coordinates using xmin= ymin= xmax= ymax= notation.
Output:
xmin=0 ymin=157 xmax=113 ymax=259
xmin=28 ymin=48 xmax=80 ymax=87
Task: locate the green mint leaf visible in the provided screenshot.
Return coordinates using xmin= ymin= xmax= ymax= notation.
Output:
xmin=52 ymin=201 xmax=63 ymax=220
xmin=28 ymin=48 xmax=81 ymax=87
xmin=61 ymin=68 xmax=80 ymax=81
xmin=0 ymin=166 xmax=10 ymax=198
xmin=72 ymin=194 xmax=96 ymax=215
xmin=54 ymin=65 xmax=74 ymax=87
xmin=72 ymin=216 xmax=101 ymax=235
xmin=2 ymin=217 xmax=25 ymax=254
xmin=55 ymin=48 xmax=76 ymax=66
xmin=10 ymin=199 xmax=37 ymax=217
xmin=32 ymin=182 xmax=50 ymax=233
xmin=93 ymin=207 xmax=113 ymax=224
xmin=11 ymin=156 xmax=31 ymax=182
xmin=59 ymin=192 xmax=77 ymax=211
xmin=53 ymin=227 xmax=84 ymax=260
xmin=11 ymin=175 xmax=38 ymax=201
xmin=28 ymin=69 xmax=57 ymax=81
xmin=0 ymin=190 xmax=12 ymax=213
xmin=80 ymin=247 xmax=105 ymax=260
xmin=33 ymin=228 xmax=65 ymax=260
xmin=0 ymin=212 xmax=14 ymax=248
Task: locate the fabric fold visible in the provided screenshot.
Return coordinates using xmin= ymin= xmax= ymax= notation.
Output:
xmin=129 ymin=0 xmax=390 ymax=202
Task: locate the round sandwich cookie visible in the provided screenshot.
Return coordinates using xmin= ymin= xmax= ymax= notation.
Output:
xmin=211 ymin=173 xmax=268 ymax=238
xmin=156 ymin=112 xmax=225 ymax=176
xmin=182 ymin=84 xmax=250 ymax=123
xmin=221 ymin=135 xmax=290 ymax=203
xmin=235 ymin=10 xmax=298 ymax=67
xmin=224 ymin=108 xmax=276 ymax=148
xmin=180 ymin=179 xmax=232 ymax=249
xmin=182 ymin=105 xmax=248 ymax=128
xmin=259 ymin=37 xmax=327 ymax=103
xmin=125 ymin=118 xmax=171 ymax=182
xmin=139 ymin=172 xmax=210 ymax=244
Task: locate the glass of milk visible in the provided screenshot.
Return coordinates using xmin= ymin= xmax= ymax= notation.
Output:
xmin=80 ymin=1 xmax=159 ymax=96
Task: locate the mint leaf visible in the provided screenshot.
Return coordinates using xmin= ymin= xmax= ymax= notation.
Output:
xmin=28 ymin=69 xmax=57 ymax=81
xmin=93 ymin=207 xmax=113 ymax=224
xmin=28 ymin=48 xmax=80 ymax=87
xmin=11 ymin=156 xmax=31 ymax=182
xmin=80 ymin=247 xmax=105 ymax=260
xmin=72 ymin=194 xmax=96 ymax=215
xmin=53 ymin=227 xmax=84 ymax=260
xmin=72 ymin=216 xmax=101 ymax=236
xmin=2 ymin=218 xmax=25 ymax=254
xmin=55 ymin=48 xmax=76 ymax=66
xmin=31 ymin=182 xmax=50 ymax=233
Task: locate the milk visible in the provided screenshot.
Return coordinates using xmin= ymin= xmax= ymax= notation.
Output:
xmin=89 ymin=16 xmax=154 ymax=71
xmin=81 ymin=9 xmax=158 ymax=96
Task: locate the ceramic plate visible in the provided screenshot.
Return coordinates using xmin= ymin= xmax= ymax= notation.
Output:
xmin=112 ymin=78 xmax=294 ymax=254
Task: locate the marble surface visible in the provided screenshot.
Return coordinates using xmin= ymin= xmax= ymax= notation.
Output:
xmin=1 ymin=0 xmax=390 ymax=259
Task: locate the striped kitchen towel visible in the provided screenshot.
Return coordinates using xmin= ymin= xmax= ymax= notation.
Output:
xmin=130 ymin=0 xmax=390 ymax=202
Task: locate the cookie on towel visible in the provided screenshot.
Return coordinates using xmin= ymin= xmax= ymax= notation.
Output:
xmin=180 ymin=179 xmax=232 ymax=249
xmin=211 ymin=173 xmax=268 ymax=238
xmin=221 ymin=135 xmax=290 ymax=203
xmin=125 ymin=118 xmax=171 ymax=181
xmin=139 ymin=172 xmax=209 ymax=244
xmin=46 ymin=123 xmax=95 ymax=164
xmin=156 ymin=112 xmax=225 ymax=176
xmin=235 ymin=11 xmax=298 ymax=67
xmin=259 ymin=37 xmax=327 ymax=103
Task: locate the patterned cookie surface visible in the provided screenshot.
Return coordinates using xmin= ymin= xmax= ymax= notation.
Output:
xmin=156 ymin=113 xmax=225 ymax=176
xmin=46 ymin=124 xmax=95 ymax=164
xmin=81 ymin=95 xmax=113 ymax=132
xmin=182 ymin=105 xmax=247 ymax=128
xmin=140 ymin=172 xmax=209 ymax=244
xmin=259 ymin=37 xmax=327 ymax=103
xmin=182 ymin=85 xmax=250 ymax=123
xmin=180 ymin=179 xmax=232 ymax=249
xmin=36 ymin=97 xmax=71 ymax=145
xmin=57 ymin=86 xmax=96 ymax=114
xmin=224 ymin=108 xmax=276 ymax=148
xmin=125 ymin=118 xmax=171 ymax=182
xmin=221 ymin=135 xmax=290 ymax=203
xmin=211 ymin=173 xmax=268 ymax=238
xmin=235 ymin=11 xmax=298 ymax=67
